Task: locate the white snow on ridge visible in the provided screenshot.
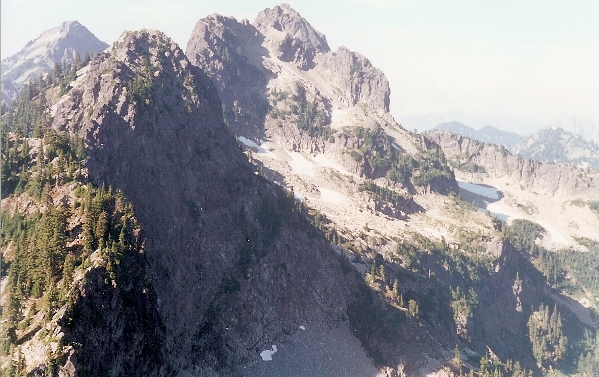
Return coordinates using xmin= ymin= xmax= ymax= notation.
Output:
xmin=319 ymin=187 xmax=345 ymax=205
xmin=260 ymin=345 xmax=278 ymax=361
xmin=288 ymin=151 xmax=315 ymax=177
xmin=238 ymin=136 xmax=261 ymax=150
xmin=237 ymin=136 xmax=276 ymax=157
xmin=457 ymin=181 xmax=499 ymax=200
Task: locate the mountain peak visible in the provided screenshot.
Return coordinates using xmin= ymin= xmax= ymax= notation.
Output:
xmin=434 ymin=121 xmax=477 ymax=137
xmin=1 ymin=20 xmax=108 ymax=104
xmin=59 ymin=20 xmax=82 ymax=31
xmin=254 ymin=3 xmax=330 ymax=55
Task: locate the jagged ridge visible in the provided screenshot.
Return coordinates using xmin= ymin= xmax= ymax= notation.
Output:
xmin=51 ymin=29 xmax=354 ymax=374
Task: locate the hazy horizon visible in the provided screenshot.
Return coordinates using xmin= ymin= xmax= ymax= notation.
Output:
xmin=2 ymin=0 xmax=598 ymax=136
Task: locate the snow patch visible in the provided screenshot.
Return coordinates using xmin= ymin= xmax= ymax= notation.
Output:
xmin=312 ymin=153 xmax=354 ymax=176
xmin=331 ymin=108 xmax=348 ymax=130
xmin=288 ymin=152 xmax=315 ymax=177
xmin=260 ymin=345 xmax=278 ymax=361
xmin=319 ymin=187 xmax=345 ymax=205
xmin=237 ymin=136 xmax=278 ymax=158
xmin=238 ymin=136 xmax=261 ymax=151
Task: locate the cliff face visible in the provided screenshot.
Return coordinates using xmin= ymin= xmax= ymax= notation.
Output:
xmin=426 ymin=129 xmax=599 ymax=196
xmin=314 ymin=47 xmax=390 ymax=111
xmin=52 ymin=29 xmax=352 ymax=373
xmin=185 ymin=15 xmax=269 ymax=138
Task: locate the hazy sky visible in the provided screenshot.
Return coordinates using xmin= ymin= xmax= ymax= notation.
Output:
xmin=2 ymin=0 xmax=598 ymax=133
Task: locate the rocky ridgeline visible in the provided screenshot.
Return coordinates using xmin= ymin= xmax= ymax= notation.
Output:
xmin=427 ymin=129 xmax=599 ymax=196
xmin=51 ymin=29 xmax=354 ymax=375
xmin=186 ymin=4 xmax=390 ymax=129
xmin=513 ymin=127 xmax=599 ymax=170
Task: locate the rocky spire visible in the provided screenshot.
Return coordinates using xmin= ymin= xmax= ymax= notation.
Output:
xmin=254 ymin=3 xmax=330 ymax=69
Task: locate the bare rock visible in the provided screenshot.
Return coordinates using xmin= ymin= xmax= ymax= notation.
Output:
xmin=254 ymin=3 xmax=330 ymax=69
xmin=315 ymin=47 xmax=391 ymax=112
xmin=53 ymin=28 xmax=353 ymax=375
xmin=427 ymin=129 xmax=599 ymax=196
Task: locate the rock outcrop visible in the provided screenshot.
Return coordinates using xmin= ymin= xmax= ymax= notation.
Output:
xmin=52 ymin=29 xmax=352 ymax=374
xmin=314 ymin=47 xmax=390 ymax=111
xmin=426 ymin=129 xmax=599 ymax=196
xmin=186 ymin=15 xmax=269 ymax=139
xmin=254 ymin=3 xmax=330 ymax=69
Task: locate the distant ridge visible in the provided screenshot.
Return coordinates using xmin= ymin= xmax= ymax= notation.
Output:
xmin=513 ymin=126 xmax=599 ymax=170
xmin=433 ymin=121 xmax=524 ymax=149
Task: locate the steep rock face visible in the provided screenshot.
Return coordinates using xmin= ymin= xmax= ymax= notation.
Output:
xmin=314 ymin=47 xmax=390 ymax=111
xmin=469 ymin=243 xmax=545 ymax=367
xmin=427 ymin=130 xmax=599 ymax=196
xmin=186 ymin=3 xmax=392 ymax=141
xmin=61 ymin=254 xmax=168 ymax=377
xmin=254 ymin=3 xmax=330 ymax=69
xmin=52 ymin=29 xmax=351 ymax=373
xmin=1 ymin=21 xmax=108 ymax=104
xmin=185 ymin=15 xmax=269 ymax=139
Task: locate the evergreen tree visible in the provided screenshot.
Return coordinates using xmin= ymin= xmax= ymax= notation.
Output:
xmin=408 ymin=299 xmax=419 ymax=318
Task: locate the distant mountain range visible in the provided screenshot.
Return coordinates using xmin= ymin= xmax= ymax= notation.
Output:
xmin=433 ymin=121 xmax=524 ymax=149
xmin=513 ymin=126 xmax=599 ymax=169
xmin=432 ymin=121 xmax=599 ymax=170
xmin=1 ymin=20 xmax=108 ymax=104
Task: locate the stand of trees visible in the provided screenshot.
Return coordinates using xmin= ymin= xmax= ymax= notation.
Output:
xmin=527 ymin=304 xmax=567 ymax=366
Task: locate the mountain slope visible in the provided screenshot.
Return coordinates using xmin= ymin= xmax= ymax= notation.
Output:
xmin=183 ymin=5 xmax=599 ymax=376
xmin=513 ymin=126 xmax=599 ymax=169
xmin=48 ymin=28 xmax=359 ymax=375
xmin=3 ymin=7 xmax=599 ymax=377
xmin=426 ymin=129 xmax=599 ymax=248
xmin=1 ymin=21 xmax=108 ymax=105
xmin=186 ymin=4 xmax=456 ymax=200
